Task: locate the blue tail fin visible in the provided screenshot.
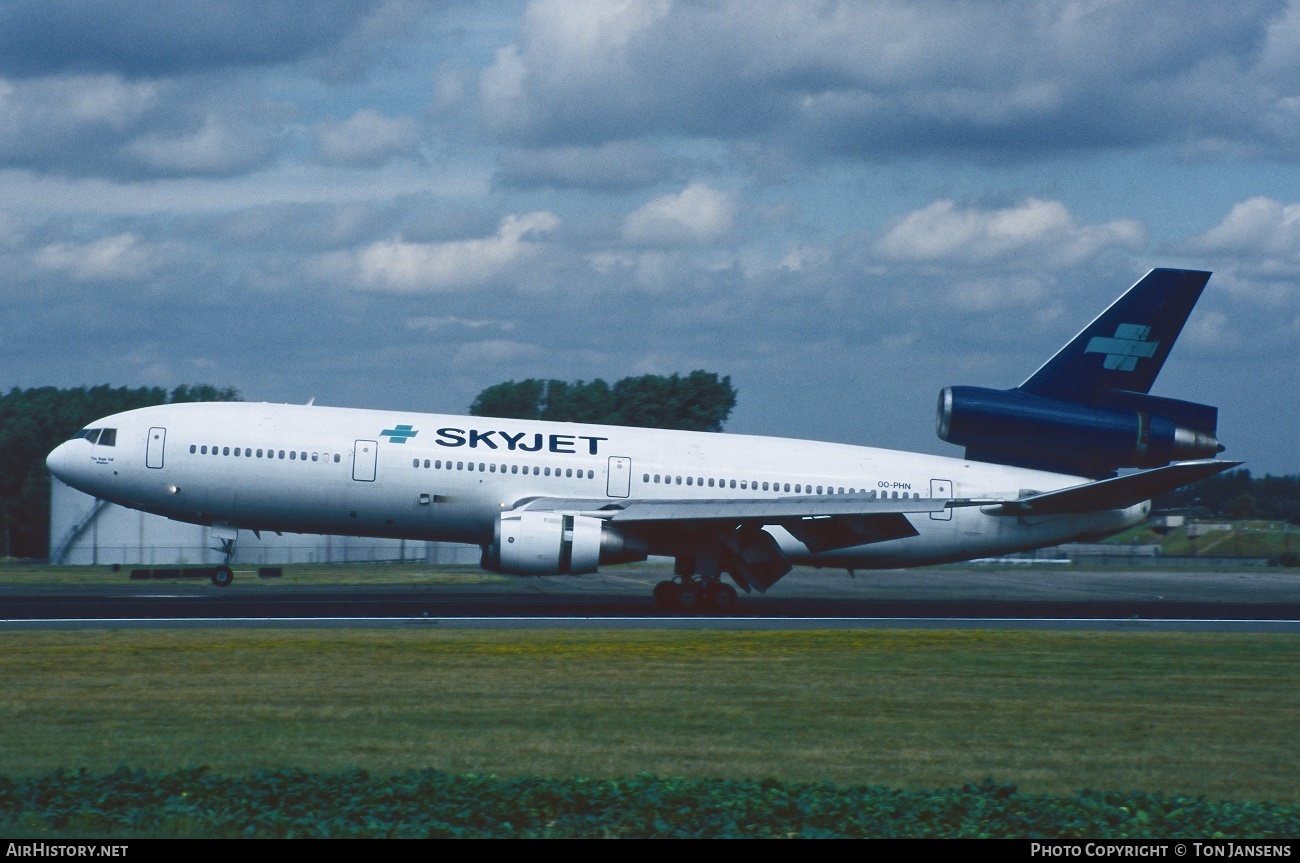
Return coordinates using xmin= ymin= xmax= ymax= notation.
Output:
xmin=936 ymin=268 xmax=1225 ymax=478
xmin=1019 ymin=268 xmax=1210 ymax=403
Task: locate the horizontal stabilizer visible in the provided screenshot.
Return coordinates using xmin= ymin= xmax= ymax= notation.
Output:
xmin=958 ymin=459 xmax=1240 ymax=516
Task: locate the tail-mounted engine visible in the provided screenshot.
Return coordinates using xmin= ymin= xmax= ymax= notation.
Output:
xmin=937 ymin=386 xmax=1223 ymax=478
xmin=481 ymin=510 xmax=648 ymax=575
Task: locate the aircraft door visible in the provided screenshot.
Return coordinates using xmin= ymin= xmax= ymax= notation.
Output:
xmin=930 ymin=478 xmax=953 ymax=520
xmin=606 ymin=456 xmax=631 ymax=498
xmin=146 ymin=427 xmax=166 ymax=469
xmin=352 ymin=440 xmax=378 ymax=482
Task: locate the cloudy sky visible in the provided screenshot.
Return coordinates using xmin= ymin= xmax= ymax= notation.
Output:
xmin=3 ymin=0 xmax=1299 ymax=473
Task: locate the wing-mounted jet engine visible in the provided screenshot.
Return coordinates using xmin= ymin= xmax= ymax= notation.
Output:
xmin=936 ymin=269 xmax=1224 ymax=478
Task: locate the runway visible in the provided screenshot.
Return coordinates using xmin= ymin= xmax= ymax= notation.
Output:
xmin=3 ymin=566 xmax=1298 ymax=631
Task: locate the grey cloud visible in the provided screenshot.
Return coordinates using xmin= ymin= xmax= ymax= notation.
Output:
xmin=480 ymin=0 xmax=1297 ymax=160
xmin=0 ymin=74 xmax=284 ymax=178
xmin=0 ymin=0 xmax=383 ymax=78
xmin=494 ymin=141 xmax=686 ymax=191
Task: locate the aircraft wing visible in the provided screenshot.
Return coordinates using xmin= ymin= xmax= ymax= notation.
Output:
xmin=952 ymin=459 xmax=1241 ymax=516
xmin=515 ymin=494 xmax=947 ymax=555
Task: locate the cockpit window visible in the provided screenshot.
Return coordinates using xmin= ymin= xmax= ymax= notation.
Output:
xmin=83 ymin=429 xmax=101 ymax=444
xmin=98 ymin=428 xmax=116 ymax=447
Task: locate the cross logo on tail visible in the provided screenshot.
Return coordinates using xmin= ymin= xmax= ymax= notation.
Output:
xmin=1085 ymin=323 xmax=1159 ymax=371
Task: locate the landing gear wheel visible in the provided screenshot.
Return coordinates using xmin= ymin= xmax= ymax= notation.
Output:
xmin=676 ymin=581 xmax=703 ymax=612
xmin=708 ymin=582 xmax=738 ymax=612
xmin=212 ymin=565 xmax=233 ymax=588
xmin=653 ymin=580 xmax=680 ymax=610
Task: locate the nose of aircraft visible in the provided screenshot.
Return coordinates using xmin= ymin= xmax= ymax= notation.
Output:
xmin=46 ymin=441 xmax=75 ymax=484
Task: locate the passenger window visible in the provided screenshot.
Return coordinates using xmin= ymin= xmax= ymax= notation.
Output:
xmin=190 ymin=445 xmax=197 ymax=454
xmin=565 ymin=468 xmax=572 ymax=478
xmin=686 ymin=477 xmax=693 ymax=486
xmin=436 ymin=460 xmax=442 ymax=469
xmin=457 ymin=462 xmax=464 ymax=470
xmin=312 ymin=453 xmax=319 ymax=462
xmin=654 ymin=475 xmax=660 ymax=483
xmin=544 ymin=467 xmax=551 ymax=476
xmin=707 ymin=478 xmax=714 ymax=487
xmin=588 ymin=470 xmax=594 ymax=479
xmin=490 ymin=464 xmax=496 ymax=473
xmin=468 ymin=462 xmax=475 ymax=471
xmin=783 ymin=483 xmax=790 ymax=492
xmin=675 ymin=476 xmax=682 ymax=485
xmin=256 ymin=449 xmax=263 ymax=458
xmin=511 ymin=465 xmax=518 ymax=474
xmin=333 ymin=454 xmax=340 ymax=463
xmin=290 ymin=451 xmax=296 ymax=460
xmin=424 ymin=459 xmax=430 ymax=468
xmin=478 ymin=463 xmax=484 ymax=471
xmin=817 ymin=486 xmax=823 ymax=494
xmin=644 ymin=474 xmax=650 ymax=482
xmin=412 ymin=459 xmax=419 ymax=468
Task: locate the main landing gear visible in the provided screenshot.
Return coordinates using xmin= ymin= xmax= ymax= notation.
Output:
xmin=653 ymin=577 xmax=739 ymax=613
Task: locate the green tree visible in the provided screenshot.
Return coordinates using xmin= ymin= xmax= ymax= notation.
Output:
xmin=469 ymin=371 xmax=737 ymax=432
xmin=0 ymin=384 xmax=239 ymax=559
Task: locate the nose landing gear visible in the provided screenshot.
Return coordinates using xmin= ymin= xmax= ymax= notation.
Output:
xmin=211 ymin=526 xmax=238 ymax=588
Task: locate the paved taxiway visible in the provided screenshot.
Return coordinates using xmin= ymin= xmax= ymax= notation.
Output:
xmin=2 ymin=565 xmax=1297 ymax=632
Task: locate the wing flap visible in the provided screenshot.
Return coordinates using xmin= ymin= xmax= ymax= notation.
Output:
xmin=782 ymin=512 xmax=920 ymax=553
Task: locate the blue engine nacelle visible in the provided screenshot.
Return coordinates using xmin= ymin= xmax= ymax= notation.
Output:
xmin=937 ymin=386 xmax=1223 ymax=478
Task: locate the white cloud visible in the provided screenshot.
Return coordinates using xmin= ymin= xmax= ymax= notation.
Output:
xmin=406 ymin=315 xmax=515 ymax=332
xmin=875 ymin=198 xmax=1145 ymax=266
xmin=1194 ymin=197 xmax=1300 ymax=260
xmin=316 ymin=109 xmax=419 ymax=167
xmin=340 ymin=211 xmax=560 ymax=293
xmin=451 ymin=338 xmax=540 ymax=367
xmin=622 ymin=183 xmax=735 ymax=246
xmin=127 ymin=114 xmax=274 ymax=175
xmin=34 ymin=233 xmax=178 ymax=281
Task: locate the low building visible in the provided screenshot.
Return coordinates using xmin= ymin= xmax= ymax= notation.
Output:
xmin=48 ymin=477 xmax=480 ymax=566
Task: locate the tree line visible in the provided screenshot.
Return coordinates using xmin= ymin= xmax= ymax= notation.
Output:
xmin=1154 ymin=469 xmax=1300 ymax=524
xmin=0 ymin=385 xmax=239 ymax=559
xmin=469 ymin=371 xmax=737 ymax=433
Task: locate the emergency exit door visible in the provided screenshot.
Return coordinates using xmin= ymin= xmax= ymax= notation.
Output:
xmin=146 ymin=427 xmax=166 ymax=469
xmin=607 ymin=456 xmax=631 ymax=498
xmin=930 ymin=478 xmax=953 ymax=520
xmin=353 ymin=440 xmax=378 ymax=482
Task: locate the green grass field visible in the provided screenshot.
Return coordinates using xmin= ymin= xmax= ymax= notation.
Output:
xmin=2 ymin=628 xmax=1296 ymax=803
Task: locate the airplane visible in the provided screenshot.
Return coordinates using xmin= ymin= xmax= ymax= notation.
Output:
xmin=46 ymin=268 xmax=1236 ymax=611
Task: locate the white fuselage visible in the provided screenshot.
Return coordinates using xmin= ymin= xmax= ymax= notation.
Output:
xmin=46 ymin=401 xmax=1146 ymax=570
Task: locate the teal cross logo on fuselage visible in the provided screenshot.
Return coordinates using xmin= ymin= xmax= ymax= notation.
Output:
xmin=381 ymin=425 xmax=419 ymax=444
xmin=1085 ymin=323 xmax=1160 ymax=372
